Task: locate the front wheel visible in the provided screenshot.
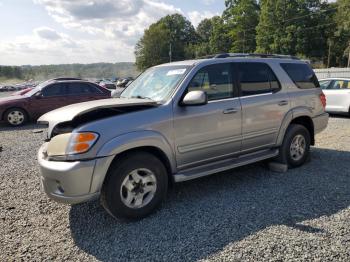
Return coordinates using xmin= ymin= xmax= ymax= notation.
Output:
xmin=277 ymin=124 xmax=311 ymax=168
xmin=101 ymin=152 xmax=168 ymax=220
xmin=5 ymin=108 xmax=28 ymax=126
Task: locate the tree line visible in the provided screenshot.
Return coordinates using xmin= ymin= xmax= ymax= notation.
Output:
xmin=135 ymin=0 xmax=350 ymax=70
xmin=0 ymin=63 xmax=138 ymax=81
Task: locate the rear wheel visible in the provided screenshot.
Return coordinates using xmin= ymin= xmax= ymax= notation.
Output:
xmin=101 ymin=152 xmax=168 ymax=220
xmin=277 ymin=124 xmax=311 ymax=168
xmin=4 ymin=108 xmax=27 ymax=126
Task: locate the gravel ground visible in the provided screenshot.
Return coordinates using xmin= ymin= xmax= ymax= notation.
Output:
xmin=1 ymin=116 xmax=350 ymax=261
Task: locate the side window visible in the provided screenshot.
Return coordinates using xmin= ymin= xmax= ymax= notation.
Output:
xmin=319 ymin=80 xmax=331 ymax=89
xmin=329 ymin=80 xmax=350 ymax=89
xmin=88 ymin=84 xmax=103 ymax=94
xmin=344 ymin=81 xmax=350 ymax=89
xmin=269 ymin=69 xmax=281 ymax=91
xmin=67 ymin=83 xmax=97 ymax=95
xmin=281 ymin=63 xmax=320 ymax=89
xmin=237 ymin=63 xmax=272 ymax=96
xmin=42 ymin=84 xmax=67 ymax=97
xmin=188 ymin=63 xmax=233 ymax=101
xmin=329 ymin=80 xmax=343 ymax=90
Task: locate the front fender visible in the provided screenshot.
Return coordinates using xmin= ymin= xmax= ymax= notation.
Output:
xmin=89 ymin=130 xmax=176 ymax=194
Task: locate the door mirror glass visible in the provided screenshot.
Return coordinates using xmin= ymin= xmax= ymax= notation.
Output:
xmin=34 ymin=91 xmax=42 ymax=98
xmin=182 ymin=90 xmax=207 ymax=106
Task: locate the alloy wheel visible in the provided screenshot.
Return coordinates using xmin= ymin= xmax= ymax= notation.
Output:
xmin=120 ymin=168 xmax=157 ymax=209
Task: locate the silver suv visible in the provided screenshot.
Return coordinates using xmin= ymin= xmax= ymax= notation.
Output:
xmin=37 ymin=54 xmax=329 ymax=219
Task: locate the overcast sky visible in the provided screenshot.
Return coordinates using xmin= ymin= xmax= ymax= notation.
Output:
xmin=0 ymin=0 xmax=224 ymax=65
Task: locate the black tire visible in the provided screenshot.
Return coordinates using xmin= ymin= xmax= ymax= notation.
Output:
xmin=4 ymin=108 xmax=28 ymax=126
xmin=276 ymin=124 xmax=311 ymax=168
xmin=101 ymin=152 xmax=168 ymax=220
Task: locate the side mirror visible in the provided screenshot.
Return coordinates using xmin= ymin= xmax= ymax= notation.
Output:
xmin=34 ymin=91 xmax=43 ymax=99
xmin=181 ymin=90 xmax=208 ymax=106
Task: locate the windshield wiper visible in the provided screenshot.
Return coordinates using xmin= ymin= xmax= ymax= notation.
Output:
xmin=130 ymin=95 xmax=154 ymax=101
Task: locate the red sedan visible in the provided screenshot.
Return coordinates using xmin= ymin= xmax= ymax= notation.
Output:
xmin=0 ymin=78 xmax=111 ymax=126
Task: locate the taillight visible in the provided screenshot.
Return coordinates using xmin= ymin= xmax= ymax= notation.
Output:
xmin=319 ymin=93 xmax=326 ymax=108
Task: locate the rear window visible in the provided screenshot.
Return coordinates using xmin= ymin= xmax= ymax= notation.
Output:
xmin=280 ymin=63 xmax=319 ymax=89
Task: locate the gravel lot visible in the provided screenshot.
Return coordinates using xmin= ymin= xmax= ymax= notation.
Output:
xmin=1 ymin=116 xmax=350 ymax=261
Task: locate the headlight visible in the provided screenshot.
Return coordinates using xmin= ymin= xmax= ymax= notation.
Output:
xmin=66 ymin=132 xmax=99 ymax=155
xmin=46 ymin=132 xmax=99 ymax=157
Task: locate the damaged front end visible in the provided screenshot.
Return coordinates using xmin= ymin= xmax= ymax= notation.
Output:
xmin=38 ymin=98 xmax=158 ymax=139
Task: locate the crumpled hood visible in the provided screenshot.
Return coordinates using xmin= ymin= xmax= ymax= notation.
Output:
xmin=38 ymin=98 xmax=158 ymax=137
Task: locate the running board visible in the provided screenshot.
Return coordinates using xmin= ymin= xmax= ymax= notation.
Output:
xmin=173 ymin=149 xmax=279 ymax=182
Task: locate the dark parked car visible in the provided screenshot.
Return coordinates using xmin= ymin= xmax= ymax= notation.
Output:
xmin=0 ymin=79 xmax=111 ymax=126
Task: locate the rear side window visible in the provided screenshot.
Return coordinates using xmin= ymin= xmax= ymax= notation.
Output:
xmin=281 ymin=63 xmax=319 ymax=89
xmin=67 ymin=83 xmax=101 ymax=95
xmin=237 ymin=63 xmax=280 ymax=96
xmin=188 ymin=63 xmax=233 ymax=101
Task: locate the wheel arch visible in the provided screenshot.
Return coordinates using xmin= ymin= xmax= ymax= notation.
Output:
xmin=277 ymin=108 xmax=315 ymax=146
xmin=289 ymin=116 xmax=315 ymax=145
xmin=90 ymin=131 xmax=177 ymax=193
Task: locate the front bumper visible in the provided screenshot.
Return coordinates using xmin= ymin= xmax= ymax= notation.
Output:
xmin=313 ymin=112 xmax=329 ymax=134
xmin=38 ymin=143 xmax=99 ymax=204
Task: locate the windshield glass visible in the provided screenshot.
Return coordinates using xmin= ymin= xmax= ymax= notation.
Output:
xmin=121 ymin=65 xmax=190 ymax=102
xmin=24 ymin=81 xmax=49 ymax=97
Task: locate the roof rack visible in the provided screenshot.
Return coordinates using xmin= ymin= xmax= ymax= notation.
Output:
xmin=205 ymin=53 xmax=300 ymax=60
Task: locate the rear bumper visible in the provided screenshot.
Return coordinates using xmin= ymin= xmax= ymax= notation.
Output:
xmin=313 ymin=112 xmax=329 ymax=134
xmin=38 ymin=143 xmax=99 ymax=204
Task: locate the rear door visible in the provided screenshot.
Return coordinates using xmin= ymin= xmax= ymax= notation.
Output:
xmin=236 ymin=62 xmax=290 ymax=153
xmin=323 ymin=80 xmax=350 ymax=112
xmin=66 ymin=82 xmax=109 ymax=103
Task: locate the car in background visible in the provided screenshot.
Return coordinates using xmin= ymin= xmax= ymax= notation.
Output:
xmin=116 ymin=77 xmax=133 ymax=87
xmin=0 ymin=78 xmax=111 ymax=126
xmin=111 ymin=87 xmax=125 ymax=98
xmin=99 ymin=81 xmax=116 ymax=90
xmin=0 ymin=85 xmax=16 ymax=92
xmin=319 ymin=78 xmax=350 ymax=116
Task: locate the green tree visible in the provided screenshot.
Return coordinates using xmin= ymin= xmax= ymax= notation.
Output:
xmin=256 ymin=0 xmax=336 ymax=63
xmin=333 ymin=0 xmax=350 ymax=66
xmin=135 ymin=14 xmax=197 ymax=70
xmin=191 ymin=18 xmax=216 ymax=57
xmin=209 ymin=16 xmax=232 ymax=54
xmin=223 ymin=0 xmax=260 ymax=53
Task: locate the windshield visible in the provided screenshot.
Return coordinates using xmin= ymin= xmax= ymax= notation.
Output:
xmin=24 ymin=81 xmax=49 ymax=97
xmin=121 ymin=65 xmax=190 ymax=102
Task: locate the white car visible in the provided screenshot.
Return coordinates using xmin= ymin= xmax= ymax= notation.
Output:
xmin=319 ymin=78 xmax=350 ymax=115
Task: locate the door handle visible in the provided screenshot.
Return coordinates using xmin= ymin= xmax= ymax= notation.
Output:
xmin=223 ymin=108 xmax=238 ymax=114
xmin=278 ymin=100 xmax=288 ymax=106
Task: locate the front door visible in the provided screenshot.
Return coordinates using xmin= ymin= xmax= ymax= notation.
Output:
xmin=29 ymin=83 xmax=68 ymax=119
xmin=173 ymin=63 xmax=242 ymax=169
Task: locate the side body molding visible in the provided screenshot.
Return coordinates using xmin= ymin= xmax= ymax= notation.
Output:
xmin=275 ymin=106 xmax=313 ymax=146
